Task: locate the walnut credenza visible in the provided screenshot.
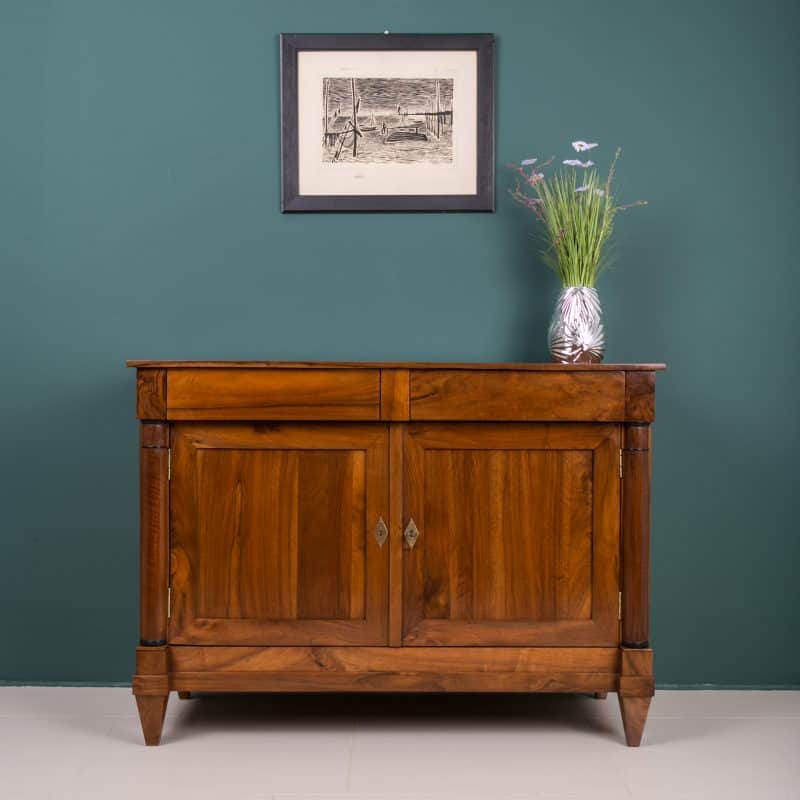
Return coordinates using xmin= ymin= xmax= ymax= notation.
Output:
xmin=129 ymin=361 xmax=665 ymax=746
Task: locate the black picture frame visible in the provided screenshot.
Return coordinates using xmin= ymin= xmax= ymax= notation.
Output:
xmin=280 ymin=33 xmax=495 ymax=212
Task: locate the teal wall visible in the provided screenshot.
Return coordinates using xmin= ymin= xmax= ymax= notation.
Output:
xmin=1 ymin=0 xmax=798 ymax=686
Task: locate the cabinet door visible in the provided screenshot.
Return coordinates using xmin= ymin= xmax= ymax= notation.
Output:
xmin=403 ymin=423 xmax=620 ymax=646
xmin=170 ymin=423 xmax=388 ymax=645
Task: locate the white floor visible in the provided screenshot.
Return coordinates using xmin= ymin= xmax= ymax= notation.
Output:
xmin=0 ymin=688 xmax=798 ymax=800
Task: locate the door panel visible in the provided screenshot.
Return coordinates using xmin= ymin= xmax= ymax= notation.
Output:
xmin=403 ymin=423 xmax=620 ymax=646
xmin=170 ymin=423 xmax=388 ymax=645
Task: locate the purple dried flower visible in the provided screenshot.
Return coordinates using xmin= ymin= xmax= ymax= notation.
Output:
xmin=521 ymin=158 xmax=538 ymax=165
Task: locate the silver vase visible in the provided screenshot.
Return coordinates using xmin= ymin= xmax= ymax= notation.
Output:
xmin=548 ymin=287 xmax=605 ymax=364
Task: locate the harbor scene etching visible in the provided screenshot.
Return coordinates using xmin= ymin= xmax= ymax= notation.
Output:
xmin=323 ymin=78 xmax=453 ymax=164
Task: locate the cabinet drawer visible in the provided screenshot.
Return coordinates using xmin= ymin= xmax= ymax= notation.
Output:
xmin=409 ymin=369 xmax=625 ymax=421
xmin=167 ymin=368 xmax=380 ymax=420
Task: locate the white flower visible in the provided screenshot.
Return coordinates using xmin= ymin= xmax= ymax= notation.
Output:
xmin=572 ymin=141 xmax=598 ymax=152
xmin=595 ymin=189 xmax=605 ymax=197
xmin=563 ymin=159 xmax=595 ymax=168
xmin=521 ymin=158 xmax=538 ymax=165
xmin=575 ymin=185 xmax=590 ymax=193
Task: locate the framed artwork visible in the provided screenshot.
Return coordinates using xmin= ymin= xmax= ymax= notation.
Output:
xmin=280 ymin=33 xmax=495 ymax=212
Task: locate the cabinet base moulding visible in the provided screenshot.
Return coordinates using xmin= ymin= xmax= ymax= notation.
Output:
xmin=130 ymin=644 xmax=648 ymax=696
xmin=169 ymin=671 xmax=620 ymax=694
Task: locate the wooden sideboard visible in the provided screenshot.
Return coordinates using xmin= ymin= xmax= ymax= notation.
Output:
xmin=129 ymin=361 xmax=665 ymax=746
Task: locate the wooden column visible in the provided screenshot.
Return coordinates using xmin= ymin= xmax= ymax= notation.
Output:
xmin=138 ymin=422 xmax=170 ymax=646
xmin=619 ymin=436 xmax=655 ymax=746
xmin=618 ymin=371 xmax=656 ymax=746
xmin=133 ymin=422 xmax=170 ymax=745
xmin=133 ymin=368 xmax=170 ymax=745
xmin=621 ymin=423 xmax=651 ymax=648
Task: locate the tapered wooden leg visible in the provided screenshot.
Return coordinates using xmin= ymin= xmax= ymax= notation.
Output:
xmin=618 ymin=648 xmax=654 ymax=746
xmin=618 ymin=695 xmax=651 ymax=747
xmin=136 ymin=695 xmax=168 ymax=746
xmin=178 ymin=691 xmax=191 ymax=700
xmin=133 ymin=646 xmax=169 ymax=745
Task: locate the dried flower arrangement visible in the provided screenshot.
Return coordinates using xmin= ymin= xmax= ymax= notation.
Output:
xmin=509 ymin=142 xmax=647 ymax=362
xmin=510 ymin=141 xmax=646 ymax=287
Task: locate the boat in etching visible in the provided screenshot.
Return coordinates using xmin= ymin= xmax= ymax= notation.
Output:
xmin=385 ymin=128 xmax=428 ymax=143
xmin=360 ymin=112 xmax=378 ymax=132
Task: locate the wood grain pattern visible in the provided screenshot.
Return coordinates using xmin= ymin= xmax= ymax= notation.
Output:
xmin=617 ymin=647 xmax=654 ymax=745
xmin=136 ymin=369 xmax=167 ymax=420
xmin=139 ymin=423 xmax=169 ymax=645
xmin=618 ymin=696 xmax=652 ymax=747
xmin=622 ymin=424 xmax=651 ymax=647
xmin=624 ymin=424 xmax=650 ymax=451
xmin=167 ymin=644 xmax=620 ymax=696
xmin=170 ymin=671 xmax=617 ymax=693
xmin=420 ymin=450 xmax=592 ymax=621
xmin=132 ymin=645 xmax=169 ymax=695
xmin=402 ymin=423 xmax=620 ymax=646
xmin=619 ymin=676 xmax=656 ymax=696
xmin=402 ymin=422 xmax=619 ymax=451
xmin=619 ymin=648 xmax=655 ymax=695
xmin=135 ymin=645 xmax=168 ymax=676
xmin=166 ymin=368 xmax=380 ymax=420
xmin=380 ymin=368 xmax=410 ymax=420
xmin=403 ymin=619 xmax=620 ymax=647
xmin=616 ymin=646 xmax=654 ymax=746
xmin=625 ymin=371 xmax=656 ymax=422
xmin=410 ymin=370 xmax=626 ymax=421
xmin=169 ymin=645 xmax=618 ymax=673
xmin=172 ymin=619 xmax=392 ymax=647
xmin=135 ymin=695 xmax=168 ymax=746
xmin=132 ymin=645 xmax=169 ymax=744
xmin=388 ymin=424 xmax=405 ymax=646
xmin=169 ymin=423 xmax=388 ymax=646
xmin=140 ymin=422 xmax=168 ymax=448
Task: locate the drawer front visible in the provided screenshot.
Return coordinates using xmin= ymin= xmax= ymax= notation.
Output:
xmin=167 ymin=368 xmax=380 ymax=420
xmin=410 ymin=369 xmax=625 ymax=421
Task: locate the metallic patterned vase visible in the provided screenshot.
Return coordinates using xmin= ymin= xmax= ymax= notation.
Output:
xmin=548 ymin=286 xmax=605 ymax=364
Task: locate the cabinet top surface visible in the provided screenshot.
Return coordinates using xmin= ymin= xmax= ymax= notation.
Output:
xmin=128 ymin=360 xmax=666 ymax=371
